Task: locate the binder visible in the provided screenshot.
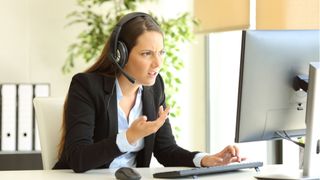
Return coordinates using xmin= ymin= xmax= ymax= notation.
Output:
xmin=34 ymin=84 xmax=50 ymax=151
xmin=1 ymin=84 xmax=17 ymax=151
xmin=17 ymin=84 xmax=33 ymax=151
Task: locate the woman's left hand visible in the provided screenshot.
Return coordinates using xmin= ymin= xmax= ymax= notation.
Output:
xmin=200 ymin=145 xmax=246 ymax=167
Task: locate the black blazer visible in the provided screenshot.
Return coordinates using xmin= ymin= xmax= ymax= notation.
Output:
xmin=53 ymin=73 xmax=198 ymax=172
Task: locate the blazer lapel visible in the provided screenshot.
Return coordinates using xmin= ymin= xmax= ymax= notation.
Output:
xmin=142 ymin=86 xmax=157 ymax=121
xmin=103 ymin=76 xmax=118 ymax=137
xmin=136 ymin=86 xmax=157 ymax=167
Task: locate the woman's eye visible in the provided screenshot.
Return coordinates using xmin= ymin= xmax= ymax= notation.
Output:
xmin=141 ymin=52 xmax=152 ymax=56
xmin=159 ymin=50 xmax=166 ymax=56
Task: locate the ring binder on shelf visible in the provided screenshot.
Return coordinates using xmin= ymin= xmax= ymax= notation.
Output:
xmin=1 ymin=84 xmax=17 ymax=151
xmin=17 ymin=84 xmax=33 ymax=151
xmin=0 ymin=83 xmax=50 ymax=152
xmin=34 ymin=84 xmax=50 ymax=151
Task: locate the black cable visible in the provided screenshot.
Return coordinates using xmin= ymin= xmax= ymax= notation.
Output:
xmin=106 ymin=79 xmax=116 ymax=110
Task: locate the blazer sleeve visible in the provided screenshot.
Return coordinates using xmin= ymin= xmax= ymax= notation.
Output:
xmin=63 ymin=73 xmax=123 ymax=173
xmin=153 ymin=75 xmax=199 ymax=167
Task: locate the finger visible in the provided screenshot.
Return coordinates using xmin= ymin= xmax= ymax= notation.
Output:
xmin=241 ymin=157 xmax=247 ymax=161
xmin=130 ymin=116 xmax=147 ymax=126
xmin=145 ymin=106 xmax=170 ymax=132
xmin=158 ymin=107 xmax=170 ymax=120
xmin=230 ymin=145 xmax=244 ymax=162
xmin=159 ymin=105 xmax=164 ymax=115
xmin=147 ymin=114 xmax=168 ymax=131
xmin=228 ymin=154 xmax=247 ymax=163
xmin=136 ymin=115 xmax=147 ymax=122
xmin=233 ymin=145 xmax=240 ymax=157
xmin=162 ymin=106 xmax=170 ymax=117
xmin=228 ymin=156 xmax=240 ymax=163
xmin=151 ymin=116 xmax=166 ymax=127
xmin=233 ymin=156 xmax=246 ymax=162
xmin=223 ymin=145 xmax=236 ymax=157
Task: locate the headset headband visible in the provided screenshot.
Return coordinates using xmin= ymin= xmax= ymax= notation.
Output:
xmin=110 ymin=12 xmax=151 ymax=57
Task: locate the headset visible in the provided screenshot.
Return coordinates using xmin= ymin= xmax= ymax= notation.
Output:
xmin=108 ymin=12 xmax=156 ymax=84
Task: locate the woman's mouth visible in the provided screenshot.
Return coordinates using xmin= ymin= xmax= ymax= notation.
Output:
xmin=148 ymin=71 xmax=158 ymax=77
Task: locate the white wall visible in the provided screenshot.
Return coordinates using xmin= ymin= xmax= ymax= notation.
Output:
xmin=207 ymin=30 xmax=267 ymax=163
xmin=173 ymin=34 xmax=206 ymax=152
xmin=0 ymin=0 xmax=207 ymax=159
xmin=0 ymin=0 xmax=82 ymax=96
xmin=0 ymin=0 xmax=84 ymax=96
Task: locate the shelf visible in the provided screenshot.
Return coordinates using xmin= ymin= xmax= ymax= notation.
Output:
xmin=0 ymin=152 xmax=43 ymax=170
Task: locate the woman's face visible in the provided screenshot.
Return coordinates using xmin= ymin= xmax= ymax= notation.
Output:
xmin=123 ymin=31 xmax=165 ymax=86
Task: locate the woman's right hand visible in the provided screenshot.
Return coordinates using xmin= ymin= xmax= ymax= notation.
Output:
xmin=126 ymin=105 xmax=170 ymax=144
xmin=200 ymin=145 xmax=246 ymax=167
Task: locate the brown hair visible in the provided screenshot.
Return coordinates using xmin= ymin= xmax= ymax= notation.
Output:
xmin=57 ymin=14 xmax=162 ymax=158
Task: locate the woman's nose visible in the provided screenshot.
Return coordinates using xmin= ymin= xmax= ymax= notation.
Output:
xmin=152 ymin=55 xmax=162 ymax=67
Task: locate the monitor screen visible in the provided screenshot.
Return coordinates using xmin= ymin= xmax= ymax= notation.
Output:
xmin=235 ymin=30 xmax=320 ymax=143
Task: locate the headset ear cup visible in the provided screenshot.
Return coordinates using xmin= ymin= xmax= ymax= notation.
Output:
xmin=117 ymin=41 xmax=128 ymax=68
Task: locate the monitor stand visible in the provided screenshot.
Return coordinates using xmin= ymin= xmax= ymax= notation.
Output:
xmin=255 ymin=173 xmax=317 ymax=180
xmin=302 ymin=62 xmax=320 ymax=178
xmin=255 ymin=62 xmax=320 ymax=180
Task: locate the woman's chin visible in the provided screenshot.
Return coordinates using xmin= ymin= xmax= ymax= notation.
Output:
xmin=140 ymin=79 xmax=156 ymax=86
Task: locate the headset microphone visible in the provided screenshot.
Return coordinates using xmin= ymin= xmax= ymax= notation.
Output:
xmin=112 ymin=56 xmax=136 ymax=84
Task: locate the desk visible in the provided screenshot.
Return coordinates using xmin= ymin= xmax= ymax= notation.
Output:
xmin=0 ymin=165 xmax=304 ymax=180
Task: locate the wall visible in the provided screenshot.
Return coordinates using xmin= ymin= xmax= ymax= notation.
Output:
xmin=0 ymin=0 xmax=81 ymax=97
xmin=0 ymin=0 xmax=207 ymax=164
xmin=207 ymin=30 xmax=268 ymax=163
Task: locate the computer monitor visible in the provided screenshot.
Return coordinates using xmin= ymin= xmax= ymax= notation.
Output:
xmin=235 ymin=30 xmax=320 ymax=178
xmin=235 ymin=30 xmax=319 ymax=143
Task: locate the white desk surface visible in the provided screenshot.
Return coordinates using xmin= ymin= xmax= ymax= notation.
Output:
xmin=0 ymin=165 xmax=305 ymax=180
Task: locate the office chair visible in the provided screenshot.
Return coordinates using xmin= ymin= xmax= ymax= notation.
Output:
xmin=33 ymin=97 xmax=64 ymax=170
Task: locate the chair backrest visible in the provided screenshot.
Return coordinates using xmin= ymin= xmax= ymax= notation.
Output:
xmin=33 ymin=97 xmax=64 ymax=170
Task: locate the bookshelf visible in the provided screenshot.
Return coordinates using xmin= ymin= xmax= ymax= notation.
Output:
xmin=0 ymin=83 xmax=50 ymax=170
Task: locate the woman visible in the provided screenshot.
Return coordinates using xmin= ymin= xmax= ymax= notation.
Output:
xmin=53 ymin=12 xmax=244 ymax=173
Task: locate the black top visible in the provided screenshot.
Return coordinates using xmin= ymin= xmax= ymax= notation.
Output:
xmin=53 ymin=73 xmax=198 ymax=172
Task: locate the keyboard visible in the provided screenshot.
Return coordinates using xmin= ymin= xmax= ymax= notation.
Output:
xmin=153 ymin=161 xmax=263 ymax=178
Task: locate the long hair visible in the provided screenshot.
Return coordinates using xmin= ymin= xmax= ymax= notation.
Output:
xmin=57 ymin=13 xmax=162 ymax=159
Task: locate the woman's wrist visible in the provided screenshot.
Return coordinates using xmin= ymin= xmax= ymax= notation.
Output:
xmin=200 ymin=155 xmax=209 ymax=167
xmin=193 ymin=153 xmax=210 ymax=167
xmin=126 ymin=129 xmax=138 ymax=145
